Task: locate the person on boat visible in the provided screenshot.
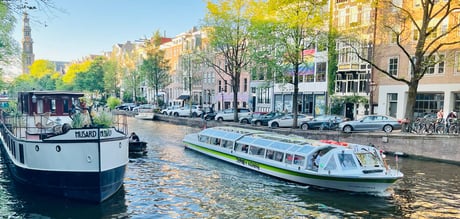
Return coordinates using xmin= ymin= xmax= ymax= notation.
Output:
xmin=130 ymin=132 xmax=140 ymax=142
xmin=314 ymin=151 xmax=324 ymax=169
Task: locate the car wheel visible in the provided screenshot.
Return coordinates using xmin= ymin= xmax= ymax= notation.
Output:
xmin=271 ymin=122 xmax=279 ymax=128
xmin=174 ymin=112 xmax=179 ymax=117
xmin=343 ymin=125 xmax=352 ymax=133
xmin=256 ymin=121 xmax=262 ymax=126
xmin=163 ymin=112 xmax=168 ymax=115
xmin=192 ymin=112 xmax=198 ymax=117
xmin=301 ymin=123 xmax=309 ymax=130
xmin=217 ymin=117 xmax=223 ymax=121
xmin=383 ymin=125 xmax=393 ymax=133
xmin=241 ymin=119 xmax=249 ymax=124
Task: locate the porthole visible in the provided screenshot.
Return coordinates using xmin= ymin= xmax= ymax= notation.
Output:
xmin=35 ymin=145 xmax=39 ymax=151
xmin=87 ymin=155 xmax=92 ymax=163
xmin=119 ymin=142 xmax=122 ymax=148
xmin=56 ymin=145 xmax=61 ymax=152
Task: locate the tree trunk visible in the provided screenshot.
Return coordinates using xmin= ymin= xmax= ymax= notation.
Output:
xmin=292 ymin=67 xmax=299 ymax=129
xmin=404 ymin=80 xmax=419 ymax=122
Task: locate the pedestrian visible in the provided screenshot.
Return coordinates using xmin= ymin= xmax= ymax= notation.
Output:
xmin=130 ymin=132 xmax=140 ymax=142
xmin=437 ymin=109 xmax=444 ymax=122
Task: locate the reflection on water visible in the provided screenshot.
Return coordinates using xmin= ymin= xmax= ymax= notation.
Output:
xmin=0 ymin=117 xmax=459 ymax=218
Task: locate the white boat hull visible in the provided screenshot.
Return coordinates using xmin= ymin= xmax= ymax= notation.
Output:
xmin=183 ymin=133 xmax=400 ymax=193
xmin=0 ymin=126 xmax=129 ymax=202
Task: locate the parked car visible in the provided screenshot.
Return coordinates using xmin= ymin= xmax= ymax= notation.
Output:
xmin=202 ymin=107 xmax=217 ymax=121
xmin=161 ymin=106 xmax=180 ymax=116
xmin=268 ymin=114 xmax=313 ymax=128
xmin=300 ymin=115 xmax=347 ymax=130
xmin=239 ymin=112 xmax=267 ymax=124
xmin=215 ymin=108 xmax=251 ymax=121
xmin=171 ymin=105 xmax=203 ymax=117
xmin=251 ymin=112 xmax=285 ymax=126
xmin=133 ymin=104 xmax=156 ymax=112
xmin=339 ymin=115 xmax=402 ymax=133
xmin=115 ymin=103 xmax=137 ymax=111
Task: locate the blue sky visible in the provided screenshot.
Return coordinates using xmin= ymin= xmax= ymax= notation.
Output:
xmin=13 ymin=0 xmax=207 ymax=62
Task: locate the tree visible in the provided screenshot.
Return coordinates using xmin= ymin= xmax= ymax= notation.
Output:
xmin=203 ymin=0 xmax=254 ymax=122
xmin=252 ymin=0 xmax=328 ymax=128
xmin=348 ymin=0 xmax=460 ymax=121
xmin=102 ymin=57 xmax=119 ymax=97
xmin=140 ymin=31 xmax=170 ymax=106
xmin=0 ymin=1 xmax=17 ymax=67
xmin=74 ymin=57 xmax=105 ymax=94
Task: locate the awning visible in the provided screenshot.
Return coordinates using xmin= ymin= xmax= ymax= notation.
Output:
xmin=177 ymin=95 xmax=190 ymax=100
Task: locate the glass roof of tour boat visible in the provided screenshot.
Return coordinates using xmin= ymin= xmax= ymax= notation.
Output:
xmin=202 ymin=127 xmax=321 ymax=154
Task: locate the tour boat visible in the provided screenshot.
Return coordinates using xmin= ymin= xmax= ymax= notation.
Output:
xmin=0 ymin=91 xmax=129 ymax=203
xmin=183 ymin=126 xmax=403 ymax=193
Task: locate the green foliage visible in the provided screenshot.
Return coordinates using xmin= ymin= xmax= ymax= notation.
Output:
xmin=92 ymin=111 xmax=113 ymax=128
xmin=106 ymin=96 xmax=121 ymax=110
xmin=74 ymin=57 xmax=105 ymax=93
xmin=0 ymin=2 xmax=18 ymax=65
xmin=71 ymin=113 xmax=85 ymax=128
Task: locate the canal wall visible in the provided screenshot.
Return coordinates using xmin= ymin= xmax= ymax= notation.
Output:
xmin=153 ymin=114 xmax=460 ymax=164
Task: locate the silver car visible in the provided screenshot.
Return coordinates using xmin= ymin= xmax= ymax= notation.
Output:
xmin=339 ymin=115 xmax=402 ymax=133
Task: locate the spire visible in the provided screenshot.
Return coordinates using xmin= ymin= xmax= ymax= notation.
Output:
xmin=22 ymin=12 xmax=35 ymax=74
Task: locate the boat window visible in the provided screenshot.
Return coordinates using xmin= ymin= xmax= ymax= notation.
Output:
xmin=293 ymin=155 xmax=305 ymax=166
xmin=356 ymin=152 xmax=381 ymax=167
xmin=285 ymin=153 xmax=294 ymax=164
xmin=249 ymin=145 xmax=265 ymax=157
xmin=324 ymin=157 xmax=337 ymax=171
xmin=338 ymin=153 xmax=358 ymax=170
xmin=266 ymin=150 xmax=283 ymax=162
xmin=50 ymin=99 xmax=56 ymax=113
xmin=221 ymin=140 xmax=233 ymax=148
xmin=198 ymin=135 xmax=209 ymax=143
xmin=211 ymin=138 xmax=221 ymax=146
xmin=63 ymin=99 xmax=70 ymax=113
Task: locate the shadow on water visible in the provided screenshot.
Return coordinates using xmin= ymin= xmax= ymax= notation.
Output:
xmin=0 ymin=163 xmax=128 ymax=218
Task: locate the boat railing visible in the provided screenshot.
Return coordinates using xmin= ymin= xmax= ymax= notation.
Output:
xmin=0 ymin=110 xmax=128 ymax=139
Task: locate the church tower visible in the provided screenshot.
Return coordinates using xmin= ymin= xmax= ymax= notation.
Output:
xmin=22 ymin=12 xmax=35 ymax=74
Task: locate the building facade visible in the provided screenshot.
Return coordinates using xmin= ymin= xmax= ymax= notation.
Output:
xmin=22 ymin=12 xmax=34 ymax=74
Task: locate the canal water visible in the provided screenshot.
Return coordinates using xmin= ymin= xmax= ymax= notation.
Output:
xmin=0 ymin=117 xmax=459 ymax=218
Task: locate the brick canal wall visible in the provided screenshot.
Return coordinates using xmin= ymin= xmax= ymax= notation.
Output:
xmin=153 ymin=114 xmax=460 ymax=164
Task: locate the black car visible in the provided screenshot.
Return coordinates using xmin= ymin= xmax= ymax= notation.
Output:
xmin=115 ymin=103 xmax=137 ymax=111
xmin=300 ymin=115 xmax=347 ymax=130
xmin=251 ymin=112 xmax=285 ymax=126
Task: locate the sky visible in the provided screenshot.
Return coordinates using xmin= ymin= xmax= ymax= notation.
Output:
xmin=13 ymin=0 xmax=207 ymax=62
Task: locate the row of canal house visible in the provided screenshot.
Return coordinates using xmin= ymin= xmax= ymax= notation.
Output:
xmin=112 ymin=0 xmax=460 ymax=120
xmin=158 ymin=28 xmax=332 ymax=118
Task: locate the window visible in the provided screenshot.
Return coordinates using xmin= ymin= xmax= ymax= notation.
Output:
xmin=316 ymin=62 xmax=327 ymax=82
xmin=426 ymin=54 xmax=445 ymax=74
xmin=244 ymin=78 xmax=248 ymax=92
xmin=456 ymin=52 xmax=460 ymax=74
xmin=218 ymin=80 xmax=222 ymax=92
xmin=388 ymin=57 xmax=398 ymax=76
xmin=338 ymin=9 xmax=346 ymax=27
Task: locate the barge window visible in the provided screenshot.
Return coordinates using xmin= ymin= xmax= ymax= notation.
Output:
xmin=50 ymin=99 xmax=56 ymax=113
xmin=63 ymin=99 xmax=70 ymax=113
xmin=19 ymin=144 xmax=24 ymax=164
xmin=211 ymin=138 xmax=221 ymax=146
